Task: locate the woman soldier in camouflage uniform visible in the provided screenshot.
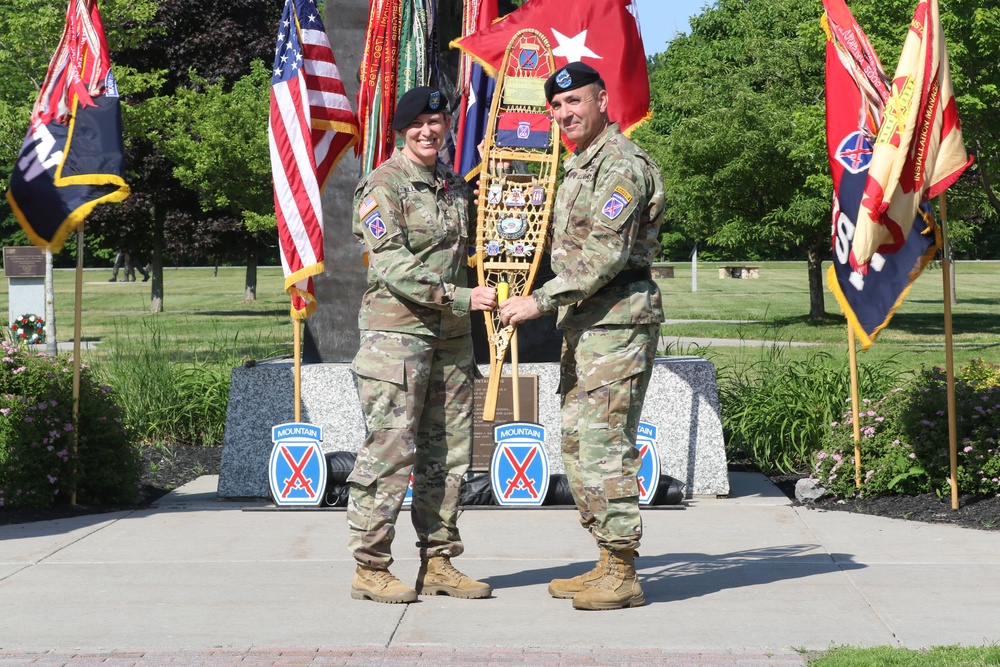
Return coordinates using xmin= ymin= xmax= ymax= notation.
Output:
xmin=499 ymin=63 xmax=665 ymax=611
xmin=347 ymin=87 xmax=498 ymax=604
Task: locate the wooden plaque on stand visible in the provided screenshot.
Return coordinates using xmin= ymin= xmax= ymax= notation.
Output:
xmin=471 ymin=375 xmax=538 ymax=471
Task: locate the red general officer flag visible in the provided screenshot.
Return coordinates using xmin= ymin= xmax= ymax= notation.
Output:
xmin=269 ymin=0 xmax=359 ymax=320
xmin=850 ymin=0 xmax=972 ymax=272
xmin=452 ymin=0 xmax=650 ymax=147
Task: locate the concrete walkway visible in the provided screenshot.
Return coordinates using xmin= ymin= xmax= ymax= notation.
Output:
xmin=3 ymin=473 xmax=1000 ymax=666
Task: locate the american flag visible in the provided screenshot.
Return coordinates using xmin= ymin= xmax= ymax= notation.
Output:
xmin=269 ymin=0 xmax=358 ymax=319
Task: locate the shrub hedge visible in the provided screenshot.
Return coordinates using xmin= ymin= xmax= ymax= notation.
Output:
xmin=812 ymin=358 xmax=1000 ymax=499
xmin=0 ymin=339 xmax=140 ymax=509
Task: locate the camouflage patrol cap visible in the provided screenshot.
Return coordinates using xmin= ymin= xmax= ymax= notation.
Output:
xmin=392 ymin=87 xmax=449 ymax=130
xmin=544 ymin=62 xmax=603 ymax=102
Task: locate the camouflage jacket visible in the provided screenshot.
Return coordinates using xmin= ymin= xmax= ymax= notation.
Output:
xmin=353 ymin=149 xmax=475 ymax=339
xmin=532 ymin=123 xmax=665 ymax=330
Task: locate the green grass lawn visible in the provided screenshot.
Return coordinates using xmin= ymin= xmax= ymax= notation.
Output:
xmin=2 ymin=260 xmax=997 ymax=372
xmin=1 ymin=266 xmax=293 ymax=360
xmin=657 ymin=260 xmax=1000 ymax=371
xmin=807 ymin=644 xmax=1000 ymax=666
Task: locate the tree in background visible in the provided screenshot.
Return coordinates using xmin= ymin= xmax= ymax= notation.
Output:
xmin=634 ymin=0 xmax=832 ymax=320
xmin=85 ymin=0 xmax=281 ymax=310
xmin=635 ymin=0 xmax=999 ymax=319
xmin=156 ymin=61 xmax=276 ymax=302
xmin=1 ymin=0 xmax=280 ymax=307
xmin=0 ymin=0 xmax=157 ymax=262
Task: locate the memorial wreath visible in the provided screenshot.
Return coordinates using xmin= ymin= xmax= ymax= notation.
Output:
xmin=9 ymin=314 xmax=45 ymax=344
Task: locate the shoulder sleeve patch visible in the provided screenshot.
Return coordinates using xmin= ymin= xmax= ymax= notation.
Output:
xmin=613 ymin=185 xmax=633 ymax=204
xmin=602 ymin=190 xmax=631 ymax=220
xmin=358 ymin=194 xmax=378 ymax=218
xmin=595 ymin=169 xmax=643 ymax=228
xmin=363 ymin=211 xmax=387 ymax=239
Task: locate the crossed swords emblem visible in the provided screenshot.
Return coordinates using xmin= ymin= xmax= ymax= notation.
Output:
xmin=278 ymin=446 xmax=316 ymax=499
xmin=502 ymin=447 xmax=539 ymax=499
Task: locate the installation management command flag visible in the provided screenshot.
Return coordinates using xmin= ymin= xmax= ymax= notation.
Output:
xmin=452 ymin=0 xmax=650 ymax=150
xmin=269 ymin=0 xmax=359 ymax=320
xmin=849 ymin=0 xmax=972 ymax=274
xmin=6 ymin=0 xmax=129 ymax=253
xmin=823 ymin=0 xmax=943 ymax=348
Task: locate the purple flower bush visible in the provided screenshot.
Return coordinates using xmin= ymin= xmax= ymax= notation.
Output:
xmin=813 ymin=359 xmax=1000 ymax=500
xmin=1 ymin=339 xmax=141 ymax=509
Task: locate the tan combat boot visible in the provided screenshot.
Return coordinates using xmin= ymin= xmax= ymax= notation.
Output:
xmin=416 ymin=555 xmax=492 ymax=599
xmin=351 ymin=565 xmax=418 ymax=604
xmin=548 ymin=548 xmax=611 ymax=599
xmin=571 ymin=549 xmax=644 ymax=610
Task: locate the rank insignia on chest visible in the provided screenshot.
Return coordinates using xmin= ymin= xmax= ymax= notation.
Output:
xmin=602 ymin=190 xmax=631 ymax=220
xmin=490 ymin=422 xmax=550 ymax=506
xmin=530 ymin=186 xmax=545 ymax=205
xmin=488 ymin=184 xmax=503 ymax=206
xmin=504 ymin=187 xmax=526 ymax=207
xmin=363 ymin=211 xmax=386 ymax=239
xmin=486 ymin=240 xmax=503 ymax=256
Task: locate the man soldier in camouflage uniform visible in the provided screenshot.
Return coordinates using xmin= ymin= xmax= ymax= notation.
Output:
xmin=499 ymin=62 xmax=664 ymax=610
xmin=347 ymin=87 xmax=498 ymax=604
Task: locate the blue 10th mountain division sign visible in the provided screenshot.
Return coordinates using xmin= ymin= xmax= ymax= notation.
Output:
xmin=636 ymin=422 xmax=660 ymax=505
xmin=490 ymin=422 xmax=549 ymax=506
xmin=268 ymin=422 xmax=327 ymax=506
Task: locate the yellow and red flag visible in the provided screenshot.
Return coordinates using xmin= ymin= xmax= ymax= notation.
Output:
xmin=823 ymin=0 xmax=943 ymax=349
xmin=850 ymin=0 xmax=972 ymax=272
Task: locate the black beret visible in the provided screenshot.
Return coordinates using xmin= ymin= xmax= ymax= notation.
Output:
xmin=391 ymin=87 xmax=448 ymax=131
xmin=544 ymin=62 xmax=602 ymax=102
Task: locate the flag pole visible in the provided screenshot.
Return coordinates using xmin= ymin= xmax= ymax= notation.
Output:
xmin=70 ymin=226 xmax=85 ymax=506
xmin=847 ymin=324 xmax=862 ymax=488
xmin=293 ymin=318 xmax=302 ymax=422
xmin=939 ymin=192 xmax=959 ymax=510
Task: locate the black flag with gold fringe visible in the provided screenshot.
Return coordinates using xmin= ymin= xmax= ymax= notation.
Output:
xmin=6 ymin=0 xmax=129 ymax=253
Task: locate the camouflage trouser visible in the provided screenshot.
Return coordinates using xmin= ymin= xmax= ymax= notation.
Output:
xmin=559 ymin=323 xmax=658 ymax=552
xmin=346 ymin=330 xmax=476 ymax=569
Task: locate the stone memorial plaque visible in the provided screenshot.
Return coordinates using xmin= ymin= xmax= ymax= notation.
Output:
xmin=472 ymin=375 xmax=538 ymax=471
xmin=3 ymin=246 xmax=45 ymax=278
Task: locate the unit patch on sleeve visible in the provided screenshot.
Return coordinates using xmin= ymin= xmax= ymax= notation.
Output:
xmin=600 ymin=185 xmax=634 ymax=221
xmin=602 ymin=190 xmax=631 ymax=220
xmin=613 ymin=186 xmax=633 ymax=204
xmin=358 ymin=194 xmax=378 ymax=218
xmin=363 ymin=211 xmax=387 ymax=239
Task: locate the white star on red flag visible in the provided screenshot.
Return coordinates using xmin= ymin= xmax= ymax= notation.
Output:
xmin=551 ymin=29 xmax=601 ymax=62
xmin=453 ymin=0 xmax=651 ymax=144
